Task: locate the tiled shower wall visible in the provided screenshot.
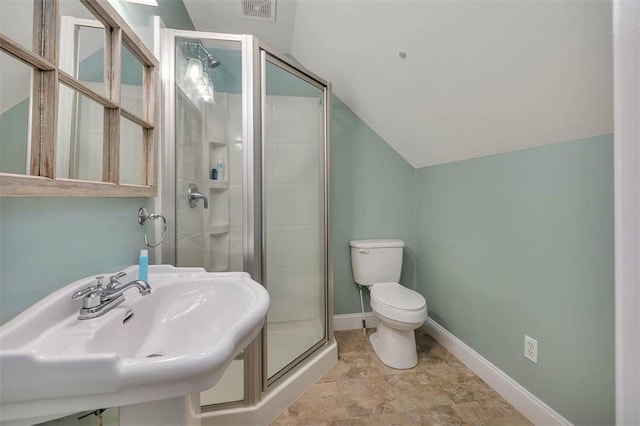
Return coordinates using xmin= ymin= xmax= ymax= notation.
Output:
xmin=175 ymin=91 xmax=323 ymax=324
xmin=227 ymin=94 xmax=244 ymax=272
xmin=175 ymin=89 xmax=205 ymax=266
xmin=264 ymin=96 xmax=323 ymax=324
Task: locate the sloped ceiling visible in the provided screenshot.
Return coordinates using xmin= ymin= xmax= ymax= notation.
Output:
xmin=183 ymin=0 xmax=613 ymax=168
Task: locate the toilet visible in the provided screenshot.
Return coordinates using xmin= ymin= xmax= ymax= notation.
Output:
xmin=350 ymin=239 xmax=427 ymax=369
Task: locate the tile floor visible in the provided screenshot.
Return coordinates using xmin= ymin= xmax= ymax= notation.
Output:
xmin=271 ymin=328 xmax=532 ymax=425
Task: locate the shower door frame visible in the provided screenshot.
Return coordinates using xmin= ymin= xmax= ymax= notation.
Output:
xmin=160 ymin=29 xmax=334 ymax=409
xmin=259 ymin=45 xmax=334 ymax=390
xmin=161 ymin=29 xmax=263 ymax=408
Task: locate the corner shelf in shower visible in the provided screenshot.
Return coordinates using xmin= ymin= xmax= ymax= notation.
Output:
xmin=208 ymin=181 xmax=229 ymax=189
xmin=208 ymin=223 xmax=230 ymax=236
xmin=209 ymin=140 xmax=227 ymax=147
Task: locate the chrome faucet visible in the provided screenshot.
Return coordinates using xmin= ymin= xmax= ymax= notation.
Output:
xmin=72 ymin=272 xmax=151 ymax=320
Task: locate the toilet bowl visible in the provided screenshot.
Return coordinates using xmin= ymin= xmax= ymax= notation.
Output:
xmin=350 ymin=240 xmax=427 ymax=369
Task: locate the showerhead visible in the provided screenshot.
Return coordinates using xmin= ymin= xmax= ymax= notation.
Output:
xmin=207 ymin=55 xmax=221 ymax=69
xmin=180 ymin=40 xmax=221 ymax=70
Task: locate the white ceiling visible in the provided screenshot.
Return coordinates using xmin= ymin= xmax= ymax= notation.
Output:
xmin=183 ymin=0 xmax=298 ymax=53
xmin=183 ymin=0 xmax=613 ymax=168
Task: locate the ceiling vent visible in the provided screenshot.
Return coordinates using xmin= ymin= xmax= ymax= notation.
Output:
xmin=241 ymin=0 xmax=276 ymax=22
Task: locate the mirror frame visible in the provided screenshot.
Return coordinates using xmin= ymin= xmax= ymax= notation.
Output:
xmin=0 ymin=0 xmax=158 ymax=196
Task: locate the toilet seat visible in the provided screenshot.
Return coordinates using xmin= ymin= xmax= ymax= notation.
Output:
xmin=370 ymin=282 xmax=427 ymax=324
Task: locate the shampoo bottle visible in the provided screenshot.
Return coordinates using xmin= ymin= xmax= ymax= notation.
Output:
xmin=216 ymin=158 xmax=225 ymax=181
xmin=139 ymin=249 xmax=149 ymax=282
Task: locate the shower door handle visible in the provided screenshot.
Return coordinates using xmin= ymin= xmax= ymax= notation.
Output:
xmin=187 ymin=183 xmax=209 ymax=209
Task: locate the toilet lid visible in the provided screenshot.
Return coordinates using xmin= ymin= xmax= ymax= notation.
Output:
xmin=370 ymin=282 xmax=426 ymax=310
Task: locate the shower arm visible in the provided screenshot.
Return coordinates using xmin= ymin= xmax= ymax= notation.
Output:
xmin=180 ymin=41 xmax=220 ymax=69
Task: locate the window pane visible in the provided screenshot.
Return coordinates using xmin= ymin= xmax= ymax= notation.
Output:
xmin=119 ymin=117 xmax=145 ymax=185
xmin=59 ymin=0 xmax=106 ymax=95
xmin=0 ymin=52 xmax=33 ymax=175
xmin=121 ymin=44 xmax=144 ymax=118
xmin=75 ymin=25 xmax=106 ymax=94
xmin=0 ymin=0 xmax=36 ymax=53
xmin=59 ymin=24 xmax=106 ymax=95
xmin=56 ymin=84 xmax=104 ymax=181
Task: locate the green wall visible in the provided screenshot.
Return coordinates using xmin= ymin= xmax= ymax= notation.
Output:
xmin=329 ymin=125 xmax=615 ymax=422
xmin=414 ymin=134 xmax=614 ymax=425
xmin=331 ymin=97 xmax=416 ymax=314
xmin=0 ymin=198 xmax=154 ymax=324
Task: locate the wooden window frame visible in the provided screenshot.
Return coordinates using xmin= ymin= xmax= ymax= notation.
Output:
xmin=0 ymin=0 xmax=158 ymax=197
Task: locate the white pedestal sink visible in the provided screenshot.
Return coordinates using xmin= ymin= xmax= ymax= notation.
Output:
xmin=0 ymin=265 xmax=270 ymax=425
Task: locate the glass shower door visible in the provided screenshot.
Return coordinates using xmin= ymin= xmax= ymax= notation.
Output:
xmin=262 ymin=52 xmax=328 ymax=382
xmin=166 ymin=30 xmax=331 ymax=407
xmin=172 ymin=33 xmax=246 ymax=406
xmin=174 ymin=37 xmax=244 ymax=275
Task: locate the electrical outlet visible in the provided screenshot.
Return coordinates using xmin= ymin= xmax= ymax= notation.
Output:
xmin=524 ymin=335 xmax=538 ymax=364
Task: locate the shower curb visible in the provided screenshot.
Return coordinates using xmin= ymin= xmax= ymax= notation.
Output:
xmin=200 ymin=341 xmax=338 ymax=426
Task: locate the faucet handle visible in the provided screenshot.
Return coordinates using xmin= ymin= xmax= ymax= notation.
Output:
xmin=72 ymin=285 xmax=98 ymax=300
xmin=109 ymin=272 xmax=126 ymax=283
xmin=72 ymin=283 xmax=105 ymax=309
xmin=72 ymin=275 xmax=107 ymax=299
xmin=107 ymin=272 xmax=126 ymax=289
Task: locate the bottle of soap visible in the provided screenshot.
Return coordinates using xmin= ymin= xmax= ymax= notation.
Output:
xmin=216 ymin=158 xmax=224 ymax=181
xmin=139 ymin=249 xmax=149 ymax=282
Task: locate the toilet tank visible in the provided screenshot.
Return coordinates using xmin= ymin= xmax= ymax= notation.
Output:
xmin=350 ymin=239 xmax=404 ymax=286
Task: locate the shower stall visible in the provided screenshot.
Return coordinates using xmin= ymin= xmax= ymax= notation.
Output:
xmin=160 ymin=30 xmax=334 ymax=421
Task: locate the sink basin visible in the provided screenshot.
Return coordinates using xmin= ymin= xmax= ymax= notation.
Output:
xmin=0 ymin=265 xmax=270 ymax=425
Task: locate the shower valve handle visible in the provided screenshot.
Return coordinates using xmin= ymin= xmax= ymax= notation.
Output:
xmin=187 ymin=183 xmax=209 ymax=209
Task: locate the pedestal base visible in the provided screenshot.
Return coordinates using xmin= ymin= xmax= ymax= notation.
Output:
xmin=119 ymin=393 xmax=200 ymax=426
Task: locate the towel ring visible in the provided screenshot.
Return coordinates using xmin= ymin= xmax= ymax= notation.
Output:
xmin=138 ymin=208 xmax=167 ymax=248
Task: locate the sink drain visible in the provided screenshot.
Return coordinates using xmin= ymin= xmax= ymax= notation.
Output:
xmin=145 ymin=353 xmax=164 ymax=358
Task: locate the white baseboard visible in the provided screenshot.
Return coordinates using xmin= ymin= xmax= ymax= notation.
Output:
xmin=424 ymin=318 xmax=573 ymax=426
xmin=333 ymin=312 xmax=377 ymax=331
